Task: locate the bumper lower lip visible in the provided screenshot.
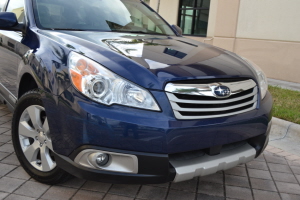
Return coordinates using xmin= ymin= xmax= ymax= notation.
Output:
xmin=170 ymin=143 xmax=256 ymax=182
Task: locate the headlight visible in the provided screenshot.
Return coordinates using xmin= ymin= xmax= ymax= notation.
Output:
xmin=242 ymin=57 xmax=268 ymax=99
xmin=68 ymin=52 xmax=160 ymax=111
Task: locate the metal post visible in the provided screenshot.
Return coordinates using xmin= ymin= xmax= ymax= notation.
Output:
xmin=156 ymin=0 xmax=161 ymax=12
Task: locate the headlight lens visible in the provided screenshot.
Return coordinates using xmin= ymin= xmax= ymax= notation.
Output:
xmin=243 ymin=58 xmax=268 ymax=99
xmin=68 ymin=52 xmax=160 ymax=111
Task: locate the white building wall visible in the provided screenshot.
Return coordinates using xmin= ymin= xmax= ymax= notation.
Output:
xmin=150 ymin=0 xmax=180 ymax=25
xmin=237 ymin=0 xmax=300 ymax=42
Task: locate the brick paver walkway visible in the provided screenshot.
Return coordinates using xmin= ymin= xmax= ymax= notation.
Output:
xmin=0 ymin=104 xmax=300 ymax=200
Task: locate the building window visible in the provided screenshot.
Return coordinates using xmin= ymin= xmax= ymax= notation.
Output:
xmin=178 ymin=0 xmax=210 ymax=36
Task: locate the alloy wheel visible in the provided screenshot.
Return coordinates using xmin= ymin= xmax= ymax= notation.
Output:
xmin=18 ymin=105 xmax=56 ymax=172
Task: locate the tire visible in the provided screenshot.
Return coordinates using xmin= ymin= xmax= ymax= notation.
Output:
xmin=12 ymin=90 xmax=71 ymax=184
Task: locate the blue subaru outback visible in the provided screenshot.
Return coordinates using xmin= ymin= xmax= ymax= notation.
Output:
xmin=0 ymin=0 xmax=272 ymax=184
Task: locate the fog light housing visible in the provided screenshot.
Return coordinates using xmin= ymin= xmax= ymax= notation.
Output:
xmin=75 ymin=149 xmax=138 ymax=173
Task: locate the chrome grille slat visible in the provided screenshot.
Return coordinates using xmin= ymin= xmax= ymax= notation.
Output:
xmin=165 ymin=79 xmax=258 ymax=120
xmin=170 ymin=96 xmax=257 ymax=112
xmin=173 ymin=103 xmax=257 ymax=120
xmin=166 ymin=87 xmax=258 ymax=104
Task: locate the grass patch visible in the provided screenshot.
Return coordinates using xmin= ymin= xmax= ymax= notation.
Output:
xmin=268 ymin=86 xmax=300 ymax=124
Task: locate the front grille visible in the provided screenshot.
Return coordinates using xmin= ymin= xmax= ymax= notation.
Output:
xmin=165 ymin=79 xmax=258 ymax=120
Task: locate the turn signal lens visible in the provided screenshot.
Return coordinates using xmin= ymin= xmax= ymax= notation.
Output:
xmin=70 ymin=69 xmax=83 ymax=92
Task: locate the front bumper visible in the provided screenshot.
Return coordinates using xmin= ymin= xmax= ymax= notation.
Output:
xmin=43 ymin=88 xmax=273 ymax=156
xmin=54 ymin=120 xmax=271 ymax=184
xmin=43 ymin=87 xmax=272 ymax=183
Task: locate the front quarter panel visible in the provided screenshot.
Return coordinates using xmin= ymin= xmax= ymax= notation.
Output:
xmin=17 ymin=29 xmax=72 ymax=98
xmin=31 ymin=32 xmax=71 ymax=96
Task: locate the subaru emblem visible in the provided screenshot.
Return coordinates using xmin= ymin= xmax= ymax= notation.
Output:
xmin=214 ymin=86 xmax=231 ymax=98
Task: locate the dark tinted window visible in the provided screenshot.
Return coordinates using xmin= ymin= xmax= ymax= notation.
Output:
xmin=6 ymin=0 xmax=24 ymax=22
xmin=178 ymin=0 xmax=210 ymax=36
xmin=32 ymin=0 xmax=175 ymax=35
xmin=182 ymin=0 xmax=194 ymax=7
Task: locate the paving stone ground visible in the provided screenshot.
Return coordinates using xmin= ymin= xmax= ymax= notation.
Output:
xmin=1 ymin=103 xmax=300 ymax=200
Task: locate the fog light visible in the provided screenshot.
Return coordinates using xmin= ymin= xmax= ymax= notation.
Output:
xmin=96 ymin=153 xmax=109 ymax=166
xmin=75 ymin=149 xmax=138 ymax=173
xmin=87 ymin=152 xmax=110 ymax=168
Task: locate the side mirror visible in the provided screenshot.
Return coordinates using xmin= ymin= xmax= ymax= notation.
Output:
xmin=0 ymin=12 xmax=18 ymax=28
xmin=172 ymin=25 xmax=183 ymax=36
xmin=0 ymin=12 xmax=24 ymax=32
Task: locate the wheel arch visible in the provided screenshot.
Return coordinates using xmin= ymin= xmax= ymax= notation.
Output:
xmin=18 ymin=73 xmax=39 ymax=99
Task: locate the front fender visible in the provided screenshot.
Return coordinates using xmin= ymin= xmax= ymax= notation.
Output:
xmin=17 ymin=30 xmax=72 ymax=98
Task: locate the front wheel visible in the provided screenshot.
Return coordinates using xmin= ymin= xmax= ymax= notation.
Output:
xmin=12 ymin=90 xmax=71 ymax=184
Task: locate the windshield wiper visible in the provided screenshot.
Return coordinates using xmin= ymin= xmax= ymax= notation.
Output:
xmin=111 ymin=30 xmax=148 ymax=34
xmin=50 ymin=28 xmax=86 ymax=31
xmin=126 ymin=31 xmax=148 ymax=34
xmin=115 ymin=30 xmax=168 ymax=35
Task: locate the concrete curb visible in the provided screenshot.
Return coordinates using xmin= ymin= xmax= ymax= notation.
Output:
xmin=270 ymin=117 xmax=300 ymax=142
xmin=268 ymin=78 xmax=300 ymax=92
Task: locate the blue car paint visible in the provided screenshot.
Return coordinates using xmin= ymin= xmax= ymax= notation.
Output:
xmin=1 ymin=0 xmax=272 ymax=159
xmin=36 ymin=30 xmax=260 ymax=91
xmin=41 ymin=84 xmax=272 ymax=156
xmin=22 ymin=29 xmax=271 ymax=156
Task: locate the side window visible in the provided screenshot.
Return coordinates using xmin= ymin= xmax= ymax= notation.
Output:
xmin=0 ymin=0 xmax=7 ymax=12
xmin=6 ymin=0 xmax=24 ymax=23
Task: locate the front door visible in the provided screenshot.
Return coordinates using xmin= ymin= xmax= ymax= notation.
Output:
xmin=0 ymin=0 xmax=26 ymax=106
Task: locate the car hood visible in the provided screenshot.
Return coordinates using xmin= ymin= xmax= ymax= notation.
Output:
xmin=38 ymin=30 xmax=257 ymax=90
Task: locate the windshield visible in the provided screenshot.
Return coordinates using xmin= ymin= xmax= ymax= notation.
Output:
xmin=32 ymin=0 xmax=175 ymax=35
